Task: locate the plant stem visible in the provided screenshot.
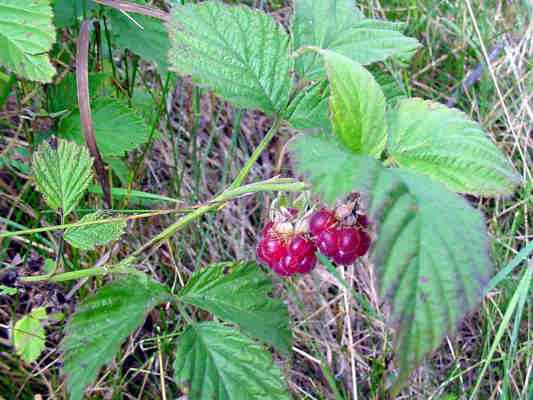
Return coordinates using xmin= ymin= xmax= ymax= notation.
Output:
xmin=20 ymin=179 xmax=306 ymax=283
xmin=20 ymin=261 xmax=134 ymax=283
xmin=76 ymin=20 xmax=112 ymax=208
xmin=0 ymin=211 xmax=172 ymax=239
xmin=132 ymin=117 xmax=283 ymax=258
xmin=229 ymin=117 xmax=281 ymax=190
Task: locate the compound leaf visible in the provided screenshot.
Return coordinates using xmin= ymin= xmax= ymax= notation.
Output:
xmin=291 ymin=134 xmax=493 ymax=390
xmin=387 ymin=98 xmax=520 ymax=196
xmin=13 ymin=307 xmax=47 ymax=363
xmin=33 ymin=139 xmax=94 ymax=217
xmin=292 ymin=0 xmax=420 ymax=80
xmin=0 ymin=0 xmax=56 ymax=82
xmin=109 ymin=8 xmax=170 ymax=72
xmin=168 ymin=1 xmax=292 ymax=115
xmin=61 ymin=274 xmax=172 ymax=400
xmin=173 ymin=322 xmax=291 ymax=400
xmin=59 ymin=98 xmax=151 ymax=157
xmin=321 ymin=50 xmax=387 ymax=157
xmin=64 ymin=211 xmax=126 ymax=250
xmin=179 ymin=262 xmax=291 ymax=354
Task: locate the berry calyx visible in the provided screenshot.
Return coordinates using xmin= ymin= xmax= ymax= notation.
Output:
xmin=309 ymin=209 xmax=337 ymax=236
xmin=356 ymin=214 xmax=369 ymax=229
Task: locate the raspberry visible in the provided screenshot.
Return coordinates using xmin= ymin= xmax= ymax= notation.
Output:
xmin=357 ymin=230 xmax=371 ymax=256
xmin=316 ymin=227 xmax=363 ymax=265
xmin=288 ymin=236 xmax=314 ymax=256
xmin=257 ymin=226 xmax=317 ymax=277
xmin=271 ymin=259 xmax=291 ymax=277
xmin=295 ymin=253 xmax=317 ymax=273
xmin=337 ymin=228 xmax=360 ymax=252
xmin=257 ymin=237 xmax=285 ymax=266
xmin=332 ymin=250 xmax=358 ymax=266
xmin=285 ymin=235 xmax=317 ymax=273
xmin=309 ymin=209 xmax=337 ymax=237
xmin=316 ymin=230 xmax=338 ymax=257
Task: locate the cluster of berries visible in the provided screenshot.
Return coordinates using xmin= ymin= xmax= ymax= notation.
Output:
xmin=256 ymin=204 xmax=371 ymax=277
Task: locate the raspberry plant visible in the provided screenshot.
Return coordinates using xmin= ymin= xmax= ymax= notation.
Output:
xmin=0 ymin=0 xmax=521 ymax=399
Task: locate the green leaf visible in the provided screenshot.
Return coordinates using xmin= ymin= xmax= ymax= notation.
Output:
xmin=64 ymin=211 xmax=126 ymax=250
xmin=286 ymin=80 xmax=331 ymax=132
xmin=291 ymin=134 xmax=493 ymax=389
xmin=58 ymin=98 xmax=151 ymax=157
xmin=47 ymin=72 xmax=108 ymax=113
xmin=387 ymin=98 xmax=520 ymax=196
xmin=52 ymin=0 xmax=93 ymax=28
xmin=61 ymin=274 xmax=172 ymax=400
xmin=105 ymin=156 xmax=129 ymax=185
xmin=13 ymin=307 xmax=47 ymax=363
xmin=108 ymin=8 xmax=170 ymax=72
xmin=292 ymin=0 xmax=420 ymax=80
xmin=0 ymin=0 xmax=56 ymax=82
xmin=173 ymin=322 xmax=291 ymax=400
xmin=369 ymin=67 xmax=406 ymax=106
xmin=320 ymin=50 xmax=387 ymax=157
xmin=168 ymin=1 xmax=292 ymax=115
xmin=291 ymin=135 xmax=382 ymax=204
xmin=179 ymin=262 xmax=291 ymax=354
xmin=33 ymin=139 xmax=94 ymax=217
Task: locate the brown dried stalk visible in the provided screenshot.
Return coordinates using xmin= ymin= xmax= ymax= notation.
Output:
xmin=76 ymin=20 xmax=112 ymax=208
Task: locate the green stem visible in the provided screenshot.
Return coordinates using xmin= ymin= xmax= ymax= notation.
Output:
xmin=229 ymin=117 xmax=281 ymax=190
xmin=132 ymin=117 xmax=283 ymax=257
xmin=21 ymin=179 xmax=305 ymax=283
xmin=131 ymin=177 xmax=304 ymax=259
xmin=21 ymin=261 xmax=134 ymax=283
xmin=0 ymin=211 xmax=171 ymax=239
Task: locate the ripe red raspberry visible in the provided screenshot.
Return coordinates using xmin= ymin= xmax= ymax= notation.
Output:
xmin=357 ymin=230 xmax=371 ymax=256
xmin=309 ymin=209 xmax=337 ymax=237
xmin=287 ymin=235 xmax=317 ymax=273
xmin=316 ymin=230 xmax=338 ymax=257
xmin=257 ymin=236 xmax=285 ymax=266
xmin=316 ymin=227 xmax=363 ymax=265
xmin=277 ymin=236 xmax=317 ymax=275
xmin=271 ymin=259 xmax=291 ymax=277
xmin=332 ymin=250 xmax=358 ymax=265
xmin=295 ymin=253 xmax=317 ymax=273
xmin=257 ymin=226 xmax=317 ymax=277
xmin=337 ymin=228 xmax=360 ymax=252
